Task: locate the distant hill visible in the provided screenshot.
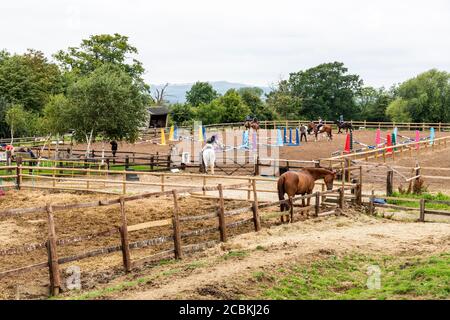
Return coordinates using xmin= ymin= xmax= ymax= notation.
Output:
xmin=151 ymin=81 xmax=272 ymax=104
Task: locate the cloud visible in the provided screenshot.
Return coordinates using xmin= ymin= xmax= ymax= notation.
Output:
xmin=1 ymin=0 xmax=449 ymax=87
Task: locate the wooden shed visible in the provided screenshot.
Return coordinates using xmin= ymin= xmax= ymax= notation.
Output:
xmin=148 ymin=106 xmax=169 ymax=128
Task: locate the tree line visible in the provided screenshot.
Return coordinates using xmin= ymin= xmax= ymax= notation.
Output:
xmin=171 ymin=62 xmax=450 ymax=126
xmin=0 ymin=33 xmax=449 ymax=146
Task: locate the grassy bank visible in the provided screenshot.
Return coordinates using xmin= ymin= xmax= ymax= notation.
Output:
xmin=387 ymin=192 xmax=450 ymax=211
xmin=251 ymin=253 xmax=449 ymax=300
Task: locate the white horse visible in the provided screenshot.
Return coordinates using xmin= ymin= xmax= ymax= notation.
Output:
xmin=202 ymin=145 xmax=216 ymax=174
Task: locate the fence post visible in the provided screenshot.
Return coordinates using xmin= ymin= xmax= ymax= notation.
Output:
xmin=167 ymin=154 xmax=171 ymax=169
xmin=419 ymin=199 xmax=425 ymax=222
xmin=46 ymin=204 xmax=61 ymax=296
xmin=16 ymin=158 xmax=22 ymax=190
xmin=252 ymin=179 xmax=261 ymax=231
xmin=386 ymin=170 xmax=393 ymax=196
xmin=217 ymin=184 xmax=227 ymax=242
xmin=339 ymin=187 xmax=345 ymax=209
xmin=314 ymin=192 xmax=320 ymax=217
xmin=125 ymin=155 xmax=129 ymax=170
xmin=369 ymin=189 xmax=375 ymax=215
xmin=150 ymin=156 xmax=154 ymax=171
xmin=119 ymin=197 xmax=131 ymax=272
xmin=171 ymin=190 xmax=183 ymax=259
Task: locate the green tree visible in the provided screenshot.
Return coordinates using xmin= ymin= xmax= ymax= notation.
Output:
xmin=266 ymin=80 xmax=301 ymax=119
xmin=169 ymin=103 xmax=194 ymax=126
xmin=385 ymin=98 xmax=412 ymax=122
xmin=268 ymin=62 xmax=363 ymax=120
xmin=54 ymin=33 xmax=148 ymax=92
xmin=358 ymin=87 xmax=393 ymax=122
xmin=195 ymin=101 xmax=224 ymax=125
xmin=237 ymin=87 xmax=277 ymax=120
xmin=391 ymin=69 xmax=450 ymax=123
xmin=66 ymin=64 xmax=148 ymax=154
xmin=5 ymin=104 xmax=33 ymax=143
xmin=219 ymin=89 xmax=250 ymax=123
xmin=185 ymin=82 xmax=218 ymax=107
xmin=0 ymin=49 xmax=63 ymax=113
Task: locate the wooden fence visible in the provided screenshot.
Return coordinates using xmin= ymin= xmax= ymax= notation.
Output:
xmin=204 ymin=120 xmax=450 ymax=132
xmin=365 ymin=192 xmax=450 ymax=222
xmin=0 ymin=179 xmax=358 ymax=297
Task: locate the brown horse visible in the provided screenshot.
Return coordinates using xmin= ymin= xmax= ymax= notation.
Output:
xmin=244 ymin=120 xmax=259 ymax=131
xmin=307 ymin=122 xmax=333 ymax=141
xmin=277 ymin=167 xmax=336 ymax=223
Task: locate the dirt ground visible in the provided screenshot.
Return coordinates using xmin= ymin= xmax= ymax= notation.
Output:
xmin=67 ymin=211 xmax=449 ymax=300
xmin=0 ymin=189 xmax=285 ymax=299
xmin=70 ymin=128 xmax=450 ymax=161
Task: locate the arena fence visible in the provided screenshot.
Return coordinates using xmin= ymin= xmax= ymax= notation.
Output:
xmin=0 ymin=178 xmax=359 ymax=297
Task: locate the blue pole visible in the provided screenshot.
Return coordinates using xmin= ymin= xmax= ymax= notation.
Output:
xmin=283 ymin=127 xmax=287 ymax=144
xmin=295 ymin=128 xmax=300 ymax=145
xmin=289 ymin=128 xmax=293 ymax=145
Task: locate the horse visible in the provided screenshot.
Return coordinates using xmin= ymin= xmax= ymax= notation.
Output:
xmin=244 ymin=120 xmax=259 ymax=131
xmin=307 ymin=122 xmax=333 ymax=141
xmin=277 ymin=167 xmax=336 ymax=223
xmin=202 ymin=146 xmax=216 ymax=174
xmin=334 ymin=120 xmax=353 ymax=134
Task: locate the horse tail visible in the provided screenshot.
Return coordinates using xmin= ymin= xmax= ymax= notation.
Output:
xmin=277 ymin=174 xmax=286 ymax=212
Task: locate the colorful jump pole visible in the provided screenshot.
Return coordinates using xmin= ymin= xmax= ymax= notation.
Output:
xmin=252 ymin=131 xmax=257 ymax=151
xmin=344 ymin=133 xmax=351 ymax=154
xmin=169 ymin=125 xmax=175 ymax=141
xmin=173 ymin=125 xmax=179 ymax=140
xmin=160 ymin=128 xmax=166 ymax=145
xmin=295 ymin=128 xmax=300 ymax=146
xmin=283 ymin=127 xmax=287 ymax=144
xmin=375 ymin=129 xmax=381 ymax=147
xmin=198 ymin=124 xmax=204 ymax=142
xmin=415 ymin=130 xmax=420 ymax=149
xmin=430 ymin=127 xmax=435 ymax=145
xmin=276 ymin=129 xmax=284 ymax=146
xmin=386 ymin=134 xmax=392 ymax=153
xmin=202 ymin=126 xmax=207 ymax=141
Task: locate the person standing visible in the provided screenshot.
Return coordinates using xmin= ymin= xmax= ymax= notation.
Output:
xmin=110 ymin=140 xmax=118 ymax=164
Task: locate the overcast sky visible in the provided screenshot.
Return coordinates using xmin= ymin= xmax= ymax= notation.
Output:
xmin=1 ymin=0 xmax=449 ymax=88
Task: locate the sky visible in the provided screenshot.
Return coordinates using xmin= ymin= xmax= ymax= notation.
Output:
xmin=1 ymin=0 xmax=449 ymax=88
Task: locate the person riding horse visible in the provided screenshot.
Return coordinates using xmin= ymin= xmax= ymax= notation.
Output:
xmin=317 ymin=117 xmax=324 ymax=132
xmin=244 ymin=116 xmax=259 ymax=131
xmin=202 ymin=135 xmax=223 ymax=174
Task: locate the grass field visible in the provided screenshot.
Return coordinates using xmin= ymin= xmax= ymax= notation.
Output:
xmin=388 ymin=192 xmax=450 ymax=211
xmin=253 ymin=253 xmax=450 ymax=300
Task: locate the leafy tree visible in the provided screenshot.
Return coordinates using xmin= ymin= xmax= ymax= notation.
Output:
xmin=0 ymin=49 xmax=63 ymax=113
xmin=218 ymin=89 xmax=250 ymax=123
xmin=237 ymin=87 xmax=277 ymax=121
xmin=195 ymin=101 xmax=224 ymax=125
xmin=41 ymin=94 xmax=72 ymax=152
xmin=54 ymin=33 xmax=148 ymax=92
xmin=266 ymin=80 xmax=301 ymax=119
xmin=169 ymin=103 xmax=194 ymax=126
xmin=186 ymin=81 xmax=218 ymax=107
xmin=391 ymin=69 xmax=450 ymax=123
xmin=66 ymin=64 xmax=148 ymax=154
xmin=358 ymin=87 xmax=393 ymax=122
xmin=268 ymin=62 xmax=363 ymax=120
xmin=5 ymin=104 xmax=33 ymax=143
xmin=385 ymin=98 xmax=412 ymax=122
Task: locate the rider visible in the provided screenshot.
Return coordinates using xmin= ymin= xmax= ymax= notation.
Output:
xmin=317 ymin=117 xmax=324 ymax=131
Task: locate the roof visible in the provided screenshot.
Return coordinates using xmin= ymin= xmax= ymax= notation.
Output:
xmin=148 ymin=106 xmax=169 ymax=115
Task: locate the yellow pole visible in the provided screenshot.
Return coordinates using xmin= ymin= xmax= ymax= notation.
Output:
xmin=160 ymin=128 xmax=166 ymax=145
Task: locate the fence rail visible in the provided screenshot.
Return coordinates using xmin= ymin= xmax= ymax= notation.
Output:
xmin=0 ymin=177 xmax=358 ymax=296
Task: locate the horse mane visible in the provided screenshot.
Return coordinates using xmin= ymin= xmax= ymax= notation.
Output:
xmin=302 ymin=167 xmax=334 ymax=176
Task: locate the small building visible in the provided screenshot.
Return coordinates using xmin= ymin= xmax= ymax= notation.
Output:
xmin=147 ymin=106 xmax=169 ymax=128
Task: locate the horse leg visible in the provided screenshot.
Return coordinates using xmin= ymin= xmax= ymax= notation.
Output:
xmin=289 ymin=196 xmax=294 ymax=223
xmin=210 ymin=163 xmax=214 ymax=175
